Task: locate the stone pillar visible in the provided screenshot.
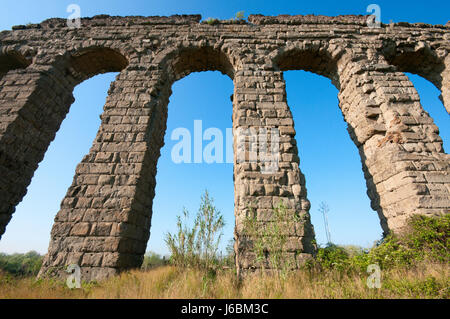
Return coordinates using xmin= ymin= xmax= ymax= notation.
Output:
xmin=0 ymin=66 xmax=75 ymax=238
xmin=233 ymin=67 xmax=316 ymax=275
xmin=337 ymin=54 xmax=450 ymax=235
xmin=38 ymin=68 xmax=169 ymax=281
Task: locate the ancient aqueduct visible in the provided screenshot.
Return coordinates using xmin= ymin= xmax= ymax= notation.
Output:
xmin=0 ymin=14 xmax=449 ymax=281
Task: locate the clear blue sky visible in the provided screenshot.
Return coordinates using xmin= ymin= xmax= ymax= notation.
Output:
xmin=0 ymin=1 xmax=448 ymax=256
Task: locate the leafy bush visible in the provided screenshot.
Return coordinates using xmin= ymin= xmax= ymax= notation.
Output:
xmin=313 ymin=244 xmax=352 ymax=272
xmin=307 ymin=214 xmax=449 ymax=273
xmin=0 ymin=251 xmax=43 ymax=276
xmin=165 ymin=190 xmax=225 ymax=270
xmin=165 ymin=208 xmax=198 ymax=268
xmin=365 ymin=214 xmax=449 ymax=269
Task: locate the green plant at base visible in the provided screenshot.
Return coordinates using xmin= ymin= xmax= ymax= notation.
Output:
xmin=164 ymin=190 xmax=225 ymax=270
xmin=305 ymin=213 xmax=449 ymax=274
xmin=366 ymin=213 xmax=449 ymax=269
xmin=243 ymin=201 xmax=299 ymax=280
xmin=313 ymin=244 xmax=351 ymax=272
xmin=165 ymin=208 xmax=199 ymax=268
xmin=196 ymin=190 xmax=225 ymax=270
xmin=383 ymin=275 xmax=449 ymax=298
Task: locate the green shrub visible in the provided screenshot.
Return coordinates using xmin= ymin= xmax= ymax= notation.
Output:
xmin=313 ymin=244 xmax=352 ymax=272
xmin=306 ymin=214 xmax=449 ymax=273
xmin=164 ymin=207 xmax=198 ymax=268
xmin=0 ymin=251 xmax=43 ymax=276
xmin=365 ymin=214 xmax=449 ymax=270
xmin=165 ymin=190 xmax=225 ymax=270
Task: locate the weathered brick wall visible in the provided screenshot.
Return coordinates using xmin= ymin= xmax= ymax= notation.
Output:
xmin=0 ymin=14 xmax=448 ymax=281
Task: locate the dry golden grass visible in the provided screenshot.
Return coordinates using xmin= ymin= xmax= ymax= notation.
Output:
xmin=0 ymin=263 xmax=448 ymax=299
xmin=0 ymin=270 xmax=88 ymax=299
xmin=88 ymin=266 xmax=241 ymax=299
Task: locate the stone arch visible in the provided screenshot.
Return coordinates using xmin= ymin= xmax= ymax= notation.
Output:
xmin=268 ymin=42 xmax=345 ymax=87
xmin=232 ymin=44 xmax=346 ymax=275
xmin=66 ymin=47 xmax=129 ymax=83
xmin=381 ymin=40 xmax=449 ymax=113
xmin=255 ymin=44 xmax=387 ymax=255
xmin=130 ymin=44 xmax=237 ymax=249
xmin=0 ymin=50 xmax=31 ymax=77
xmin=268 ymin=45 xmax=368 ymax=237
xmin=271 ymin=46 xmax=339 ymax=86
xmin=337 ymin=51 xmax=448 ymax=235
xmin=0 ymin=14 xmax=446 ymax=281
xmin=147 ymin=45 xmax=237 ymax=167
xmin=156 ymin=45 xmax=236 ymax=83
xmin=269 ymin=45 xmax=449 ymax=239
xmin=37 ymin=44 xmax=239 ymax=280
xmin=0 ymin=46 xmax=129 ymax=240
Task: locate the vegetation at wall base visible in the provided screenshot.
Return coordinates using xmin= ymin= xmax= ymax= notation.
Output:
xmin=243 ymin=201 xmax=305 ymax=280
xmin=0 ymin=262 xmax=447 ymax=298
xmin=0 ymin=213 xmax=447 ymax=298
xmin=306 ymin=214 xmax=449 ymax=274
xmin=164 ymin=190 xmax=226 ymax=271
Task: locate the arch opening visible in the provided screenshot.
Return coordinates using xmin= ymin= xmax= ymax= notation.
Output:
xmin=143 ymin=47 xmax=234 ymax=264
xmin=273 ymin=48 xmax=339 ymax=87
xmin=160 ymin=46 xmax=235 ymax=83
xmin=283 ymin=70 xmax=383 ymax=248
xmin=146 ymin=70 xmax=235 ymax=260
xmin=0 ymin=72 xmax=119 ymax=253
xmin=382 ymin=43 xmax=449 ymax=114
xmin=0 ymin=46 xmax=129 ymax=241
xmin=404 ymin=72 xmax=450 ymax=151
xmin=273 ymin=48 xmax=384 ymax=247
xmin=68 ymin=47 xmax=129 ymax=82
xmin=382 ymin=43 xmax=444 ymax=88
